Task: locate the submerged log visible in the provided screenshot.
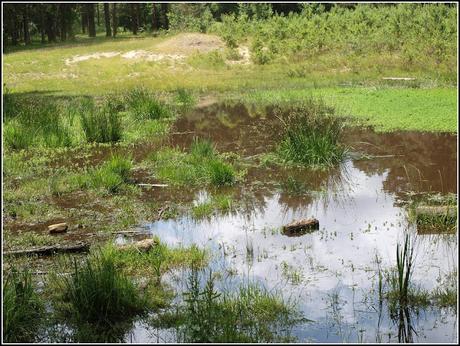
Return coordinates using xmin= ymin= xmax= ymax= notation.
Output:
xmin=4 ymin=241 xmax=90 ymax=257
xmin=282 ymin=218 xmax=319 ymax=237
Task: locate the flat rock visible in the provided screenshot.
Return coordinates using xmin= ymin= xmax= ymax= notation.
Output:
xmin=282 ymin=218 xmax=319 ymax=237
xmin=48 ymin=222 xmax=68 ymax=234
xmin=117 ymin=238 xmax=159 ymax=252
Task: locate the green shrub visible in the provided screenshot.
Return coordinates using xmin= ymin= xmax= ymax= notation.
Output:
xmin=3 ymin=269 xmax=44 ymax=343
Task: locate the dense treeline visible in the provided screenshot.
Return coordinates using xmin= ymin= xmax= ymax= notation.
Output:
xmin=2 ymin=2 xmax=457 ymax=69
xmin=3 ymin=2 xmax=173 ymax=45
xmin=1 ymin=3 xmax=416 ymax=45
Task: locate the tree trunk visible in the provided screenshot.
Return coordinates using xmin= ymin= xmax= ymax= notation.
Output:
xmin=151 ymin=4 xmax=158 ymax=31
xmin=104 ymin=3 xmax=111 ymax=37
xmin=81 ymin=4 xmax=87 ymax=34
xmin=45 ymin=7 xmax=56 ymax=42
xmin=87 ymin=3 xmax=96 ymax=37
xmin=11 ymin=10 xmax=19 ymax=45
xmin=23 ymin=4 xmax=30 ymax=45
xmin=59 ymin=4 xmax=67 ymax=41
xmin=131 ymin=3 xmax=138 ymax=35
xmin=112 ymin=3 xmax=118 ymax=37
xmin=40 ymin=5 xmax=46 ymax=43
xmin=161 ymin=3 xmax=169 ymax=30
xmin=96 ymin=3 xmax=100 ymax=26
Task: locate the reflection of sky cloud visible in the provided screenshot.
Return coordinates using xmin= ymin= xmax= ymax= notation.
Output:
xmin=142 ymin=157 xmax=456 ymax=342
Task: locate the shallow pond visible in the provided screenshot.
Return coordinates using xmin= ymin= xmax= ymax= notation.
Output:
xmin=116 ymin=103 xmax=457 ymax=343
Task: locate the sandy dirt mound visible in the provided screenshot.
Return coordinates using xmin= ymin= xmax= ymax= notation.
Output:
xmin=154 ymin=33 xmax=225 ymax=54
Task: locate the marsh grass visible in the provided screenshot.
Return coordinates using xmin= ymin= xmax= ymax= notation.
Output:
xmin=149 ymin=139 xmax=237 ymax=187
xmin=57 ymin=252 xmax=147 ymax=326
xmin=190 ymin=137 xmax=216 ymax=158
xmin=192 ymin=193 xmax=234 ymax=219
xmin=99 ymin=241 xmax=207 ymax=277
xmin=3 ymin=268 xmax=45 ymax=343
xmin=383 ymin=235 xmax=430 ymax=314
xmin=80 ymin=98 xmax=123 ymax=143
xmin=275 ymin=99 xmax=348 ymax=167
xmin=175 ymin=88 xmax=196 ymax=109
xmin=432 ymin=270 xmax=457 ymax=309
xmin=176 ymin=267 xmax=305 ymax=343
xmin=81 ymin=154 xmax=133 ymax=194
xmin=3 ymin=97 xmax=74 ymax=149
xmin=124 ymin=87 xmax=170 ymax=120
xmin=408 ymin=193 xmax=457 ymax=233
xmin=280 ymin=176 xmax=306 ymax=195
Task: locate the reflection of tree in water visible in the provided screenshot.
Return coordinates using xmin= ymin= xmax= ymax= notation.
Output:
xmin=277 ymin=161 xmax=355 ymax=213
xmin=347 ymin=129 xmax=456 ymax=201
xmin=43 ymin=318 xmax=137 ymax=343
xmin=172 ymin=103 xmax=277 ymax=155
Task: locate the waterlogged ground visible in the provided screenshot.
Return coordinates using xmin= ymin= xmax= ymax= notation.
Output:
xmin=110 ymin=103 xmax=457 ymax=343
xmin=3 ymin=102 xmax=457 ymax=343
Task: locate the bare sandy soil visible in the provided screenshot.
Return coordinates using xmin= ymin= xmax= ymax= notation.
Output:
xmin=64 ymin=33 xmax=251 ymax=66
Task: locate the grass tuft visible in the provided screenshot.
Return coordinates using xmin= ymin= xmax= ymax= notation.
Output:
xmin=275 ymin=99 xmax=348 ymax=167
xmin=3 ymin=268 xmax=44 ymax=343
xmin=56 ymin=251 xmax=147 ymax=326
xmin=124 ymin=87 xmax=170 ymax=120
xmin=80 ymin=98 xmax=122 ymax=143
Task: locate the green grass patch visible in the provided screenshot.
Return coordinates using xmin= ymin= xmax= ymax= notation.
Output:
xmin=235 ymin=87 xmax=457 ymax=133
xmin=79 ymin=98 xmax=123 ymax=143
xmin=99 ymin=240 xmax=207 ymax=278
xmin=4 ymin=232 xmax=56 ymax=249
xmin=147 ymin=139 xmax=238 ymax=187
